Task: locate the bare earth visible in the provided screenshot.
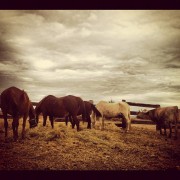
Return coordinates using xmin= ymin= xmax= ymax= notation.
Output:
xmin=0 ymin=116 xmax=180 ymax=170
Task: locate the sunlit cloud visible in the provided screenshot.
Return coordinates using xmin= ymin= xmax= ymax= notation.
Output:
xmin=0 ymin=10 xmax=180 ymax=108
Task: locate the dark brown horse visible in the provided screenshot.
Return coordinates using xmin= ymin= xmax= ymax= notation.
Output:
xmin=0 ymin=86 xmax=36 ymax=141
xmin=66 ymin=101 xmax=102 ymax=129
xmin=35 ymin=95 xmax=87 ymax=131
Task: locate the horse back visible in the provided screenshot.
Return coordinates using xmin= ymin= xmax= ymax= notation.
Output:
xmin=62 ymin=95 xmax=86 ymax=118
xmin=36 ymin=95 xmax=60 ymax=115
xmin=35 ymin=95 xmax=55 ymax=113
xmin=150 ymin=106 xmax=178 ymax=125
xmin=1 ymin=86 xmax=30 ymax=116
xmin=62 ymin=95 xmax=81 ymax=113
xmin=96 ymin=101 xmax=121 ymax=117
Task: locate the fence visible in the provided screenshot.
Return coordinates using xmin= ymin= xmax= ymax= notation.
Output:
xmin=121 ymin=100 xmax=161 ymax=124
xmin=122 ymin=99 xmax=160 ymax=116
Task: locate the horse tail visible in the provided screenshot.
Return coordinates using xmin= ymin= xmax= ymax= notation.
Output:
xmin=91 ymin=104 xmax=102 ymax=117
xmin=174 ymin=106 xmax=179 ymax=139
xmin=120 ymin=113 xmax=127 ymax=129
xmin=175 ymin=106 xmax=179 ymax=124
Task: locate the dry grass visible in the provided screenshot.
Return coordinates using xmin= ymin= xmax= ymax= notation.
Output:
xmin=0 ymin=116 xmax=180 ymax=170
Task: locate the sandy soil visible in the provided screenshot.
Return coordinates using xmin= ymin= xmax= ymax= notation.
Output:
xmin=0 ymin=116 xmax=180 ymax=170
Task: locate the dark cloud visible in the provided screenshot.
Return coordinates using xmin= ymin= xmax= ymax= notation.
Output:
xmin=165 ymin=64 xmax=180 ymax=69
xmin=167 ymin=85 xmax=180 ymax=92
xmin=0 ymin=10 xmax=180 ymax=107
xmin=0 ymin=72 xmax=23 ymax=91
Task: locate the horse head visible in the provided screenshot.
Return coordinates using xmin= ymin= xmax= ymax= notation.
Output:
xmin=28 ymin=102 xmax=38 ymax=128
xmin=137 ymin=109 xmax=149 ymax=119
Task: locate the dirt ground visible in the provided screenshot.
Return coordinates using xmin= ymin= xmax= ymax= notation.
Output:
xmin=0 ymin=116 xmax=180 ymax=170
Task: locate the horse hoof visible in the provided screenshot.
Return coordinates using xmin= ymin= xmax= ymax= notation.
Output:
xmin=14 ymin=139 xmax=18 ymax=142
xmin=77 ymin=128 xmax=83 ymax=131
xmin=5 ymin=138 xmax=9 ymax=143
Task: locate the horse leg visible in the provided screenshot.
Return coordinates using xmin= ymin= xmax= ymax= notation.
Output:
xmin=100 ymin=116 xmax=104 ymax=130
xmin=22 ymin=114 xmax=27 ymax=139
xmin=12 ymin=120 xmax=16 ymax=139
xmin=43 ymin=114 xmax=47 ymax=126
xmin=15 ymin=119 xmax=19 ymax=140
xmin=49 ymin=116 xmax=54 ymax=129
xmin=66 ymin=115 xmax=75 ymax=128
xmin=12 ymin=116 xmax=19 ymax=141
xmin=164 ymin=126 xmax=167 ymax=136
xmin=159 ymin=126 xmax=163 ymax=135
xmin=70 ymin=116 xmax=76 ymax=129
xmin=72 ymin=115 xmax=80 ymax=131
xmin=125 ymin=119 xmax=131 ymax=132
xmin=86 ymin=114 xmax=91 ymax=129
xmin=168 ymin=122 xmax=172 ymax=138
xmin=174 ymin=111 xmax=178 ymax=140
xmin=65 ymin=116 xmax=69 ymax=126
xmin=36 ymin=113 xmax=40 ymax=124
xmin=3 ymin=113 xmax=8 ymax=138
xmin=91 ymin=111 xmax=96 ymax=128
xmin=174 ymin=123 xmax=178 ymax=140
xmin=128 ymin=113 xmax=131 ymax=130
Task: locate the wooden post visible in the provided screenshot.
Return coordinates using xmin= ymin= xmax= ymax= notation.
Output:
xmin=122 ymin=100 xmax=160 ymax=108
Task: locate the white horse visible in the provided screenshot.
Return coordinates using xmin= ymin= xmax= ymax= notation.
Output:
xmin=91 ymin=101 xmax=131 ymax=132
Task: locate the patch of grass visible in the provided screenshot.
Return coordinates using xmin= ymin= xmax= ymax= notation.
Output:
xmin=45 ymin=131 xmax=60 ymax=141
xmin=0 ymin=129 xmax=4 ymax=134
xmin=28 ymin=131 xmax=40 ymax=138
xmin=0 ymin=116 xmax=180 ymax=170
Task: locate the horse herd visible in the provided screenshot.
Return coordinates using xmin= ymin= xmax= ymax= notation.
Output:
xmin=0 ymin=86 xmax=179 ymax=141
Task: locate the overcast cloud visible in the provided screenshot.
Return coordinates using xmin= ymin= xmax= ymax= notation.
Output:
xmin=0 ymin=10 xmax=180 ymax=109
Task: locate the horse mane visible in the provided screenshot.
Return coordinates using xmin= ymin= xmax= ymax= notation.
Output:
xmin=35 ymin=98 xmax=44 ymax=114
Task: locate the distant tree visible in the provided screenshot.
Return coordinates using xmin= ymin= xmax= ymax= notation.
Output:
xmin=109 ymin=99 xmax=114 ymax=103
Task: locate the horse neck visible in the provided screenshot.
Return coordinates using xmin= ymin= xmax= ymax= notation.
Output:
xmin=148 ymin=110 xmax=156 ymax=121
xmin=29 ymin=103 xmax=35 ymax=119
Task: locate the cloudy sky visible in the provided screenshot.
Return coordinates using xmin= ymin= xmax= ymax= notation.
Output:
xmin=0 ymin=10 xmax=180 ymax=109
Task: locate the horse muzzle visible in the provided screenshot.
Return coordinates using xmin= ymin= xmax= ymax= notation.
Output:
xmin=29 ymin=118 xmax=38 ymax=128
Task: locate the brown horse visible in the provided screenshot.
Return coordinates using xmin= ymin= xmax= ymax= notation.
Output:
xmin=35 ymin=95 xmax=87 ymax=131
xmin=66 ymin=101 xmax=102 ymax=129
xmin=0 ymin=86 xmax=36 ymax=141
